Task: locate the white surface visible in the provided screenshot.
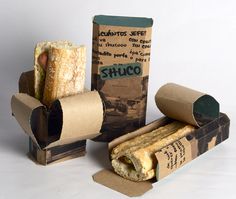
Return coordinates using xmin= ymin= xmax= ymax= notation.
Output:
xmin=0 ymin=0 xmax=236 ymax=198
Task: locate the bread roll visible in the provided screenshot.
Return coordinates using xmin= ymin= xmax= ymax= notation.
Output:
xmin=34 ymin=41 xmax=73 ymax=100
xmin=34 ymin=41 xmax=86 ymax=106
xmin=111 ymin=121 xmax=195 ymax=181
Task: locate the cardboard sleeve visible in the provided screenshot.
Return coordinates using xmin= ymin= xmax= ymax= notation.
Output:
xmin=155 ymin=83 xmax=219 ymax=126
xmin=46 ymin=91 xmax=103 ymax=148
xmin=11 ymin=93 xmax=47 ymax=147
xmin=11 ymin=91 xmax=104 ymax=149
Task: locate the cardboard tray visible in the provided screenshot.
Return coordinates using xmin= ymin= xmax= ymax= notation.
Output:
xmin=93 ymin=113 xmax=230 ymax=197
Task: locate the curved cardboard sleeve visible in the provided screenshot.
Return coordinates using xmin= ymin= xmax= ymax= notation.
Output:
xmin=11 ymin=93 xmax=47 ymax=147
xmin=155 ymin=83 xmax=219 ymax=126
xmin=46 ymin=91 xmax=103 ymax=148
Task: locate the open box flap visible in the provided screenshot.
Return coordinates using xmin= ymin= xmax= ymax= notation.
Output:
xmin=46 ymin=91 xmax=103 ymax=148
xmin=93 ymin=117 xmax=170 ymax=196
xmin=155 ymin=83 xmax=219 ymax=127
xmin=11 ymin=93 xmax=47 ymax=148
xmin=93 ymin=169 xmax=153 ymax=197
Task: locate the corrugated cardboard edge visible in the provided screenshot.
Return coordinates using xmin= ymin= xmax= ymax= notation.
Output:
xmin=93 ymin=169 xmax=153 ymax=197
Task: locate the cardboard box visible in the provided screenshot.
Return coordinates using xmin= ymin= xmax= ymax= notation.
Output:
xmin=91 ymin=15 xmax=153 ymax=141
xmin=29 ymin=138 xmax=86 ymax=165
xmin=93 ymin=113 xmax=230 ymax=197
xmin=11 ymin=71 xmax=104 ymax=165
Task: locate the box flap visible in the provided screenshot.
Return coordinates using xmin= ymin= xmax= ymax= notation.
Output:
xmin=155 ymin=83 xmax=219 ymax=127
xmin=93 ymin=169 xmax=153 ymax=197
xmin=11 ymin=93 xmax=47 ymax=148
xmin=93 ymin=15 xmax=153 ymax=28
xmin=46 ymin=91 xmax=103 ymax=148
xmin=19 ymin=70 xmax=34 ymax=97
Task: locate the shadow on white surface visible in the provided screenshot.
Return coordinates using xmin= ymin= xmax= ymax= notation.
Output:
xmin=0 ymin=130 xmax=28 ymax=157
xmin=87 ymin=140 xmax=112 ymax=169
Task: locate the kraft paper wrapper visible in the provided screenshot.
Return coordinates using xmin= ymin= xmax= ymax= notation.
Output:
xmin=155 ymin=83 xmax=219 ymax=127
xmin=46 ymin=91 xmax=103 ymax=148
xmin=11 ymin=91 xmax=103 ymax=149
xmin=11 ymin=93 xmax=47 ymax=148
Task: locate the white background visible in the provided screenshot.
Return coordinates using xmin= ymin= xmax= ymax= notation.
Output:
xmin=0 ymin=0 xmax=236 ymax=198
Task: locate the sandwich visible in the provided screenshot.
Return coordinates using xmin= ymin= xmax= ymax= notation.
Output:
xmin=111 ymin=121 xmax=195 ymax=181
xmin=34 ymin=41 xmax=86 ymax=107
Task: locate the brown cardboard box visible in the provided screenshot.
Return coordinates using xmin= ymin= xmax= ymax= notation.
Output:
xmin=93 ymin=83 xmax=229 ymax=196
xmin=93 ymin=113 xmax=230 ymax=197
xmin=11 ymin=71 xmax=104 ymax=165
xmin=29 ymin=138 xmax=86 ymax=165
xmin=91 ymin=15 xmax=153 ymax=142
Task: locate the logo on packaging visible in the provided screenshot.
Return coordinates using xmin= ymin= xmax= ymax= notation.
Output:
xmin=99 ymin=63 xmax=142 ymax=80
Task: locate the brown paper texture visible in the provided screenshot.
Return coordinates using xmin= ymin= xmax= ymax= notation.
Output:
xmin=155 ymin=137 xmax=193 ymax=180
xmin=18 ymin=70 xmax=34 ymax=97
xmin=46 ymin=91 xmax=103 ymax=148
xmin=155 ymin=83 xmax=219 ymax=126
xmin=92 ymin=16 xmax=153 ymax=141
xmin=155 ymin=114 xmax=229 ymax=180
xmin=12 ymin=83 xmax=103 ymax=149
xmin=29 ymin=138 xmax=86 ymax=165
xmin=92 ymin=24 xmax=152 ymax=76
xmin=11 ymin=93 xmax=46 ymax=148
xmin=93 ymin=170 xmax=153 ymax=197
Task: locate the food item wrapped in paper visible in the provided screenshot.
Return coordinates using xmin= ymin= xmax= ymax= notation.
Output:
xmin=111 ymin=121 xmax=195 ymax=181
xmin=34 ymin=41 xmax=86 ymax=107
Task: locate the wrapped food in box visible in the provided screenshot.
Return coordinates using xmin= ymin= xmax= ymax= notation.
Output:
xmin=93 ymin=83 xmax=230 ymax=197
xmin=11 ymin=71 xmax=104 ymax=165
